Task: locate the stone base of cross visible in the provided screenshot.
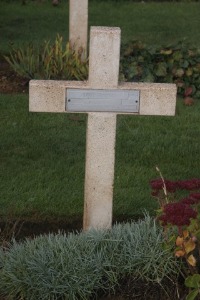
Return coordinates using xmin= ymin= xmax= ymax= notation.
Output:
xmin=29 ymin=27 xmax=177 ymax=231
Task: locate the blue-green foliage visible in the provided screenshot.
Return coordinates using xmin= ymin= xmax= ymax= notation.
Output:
xmin=0 ymin=215 xmax=179 ymax=300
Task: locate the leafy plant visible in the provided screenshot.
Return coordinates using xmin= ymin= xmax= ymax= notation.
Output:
xmin=185 ymin=274 xmax=200 ymax=300
xmin=4 ymin=34 xmax=88 ymax=81
xmin=121 ymin=41 xmax=200 ymax=100
xmin=0 ymin=215 xmax=179 ymax=300
xmin=151 ymin=167 xmax=200 ymax=300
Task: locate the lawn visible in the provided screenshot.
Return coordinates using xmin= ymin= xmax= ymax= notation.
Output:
xmin=1 ymin=93 xmax=200 ymax=220
xmin=0 ymin=0 xmax=200 ymax=222
xmin=0 ymin=1 xmax=200 ymax=55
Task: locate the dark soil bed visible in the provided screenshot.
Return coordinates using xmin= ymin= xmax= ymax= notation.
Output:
xmin=0 ymin=57 xmax=29 ymax=94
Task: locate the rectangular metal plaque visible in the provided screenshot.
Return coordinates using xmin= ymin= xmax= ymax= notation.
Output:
xmin=66 ymin=89 xmax=140 ymax=113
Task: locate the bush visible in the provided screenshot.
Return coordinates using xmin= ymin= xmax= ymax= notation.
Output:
xmin=121 ymin=40 xmax=200 ymax=99
xmin=0 ymin=215 xmax=179 ymax=300
xmin=5 ymin=35 xmax=200 ymax=101
xmin=4 ymin=34 xmax=88 ymax=81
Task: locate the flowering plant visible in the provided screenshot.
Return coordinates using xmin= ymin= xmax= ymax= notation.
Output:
xmin=150 ymin=168 xmax=200 ymax=300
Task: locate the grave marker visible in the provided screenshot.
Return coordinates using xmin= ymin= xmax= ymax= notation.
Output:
xmin=69 ymin=0 xmax=88 ymax=57
xmin=29 ymin=26 xmax=177 ymax=230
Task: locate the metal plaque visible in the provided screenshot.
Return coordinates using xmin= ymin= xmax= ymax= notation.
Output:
xmin=66 ymin=89 xmax=140 ymax=113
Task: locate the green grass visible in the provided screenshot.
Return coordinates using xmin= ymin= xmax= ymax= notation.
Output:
xmin=1 ymin=94 xmax=200 ymax=220
xmin=0 ymin=1 xmax=200 ymax=55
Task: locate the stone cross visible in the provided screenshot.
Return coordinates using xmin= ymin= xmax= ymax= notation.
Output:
xmin=69 ymin=0 xmax=88 ymax=57
xmin=29 ymin=27 xmax=177 ymax=231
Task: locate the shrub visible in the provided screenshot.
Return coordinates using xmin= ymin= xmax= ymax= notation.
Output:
xmin=4 ymin=34 xmax=88 ymax=81
xmin=0 ymin=233 xmax=103 ymax=300
xmin=150 ymin=168 xmax=200 ymax=300
xmin=0 ymin=215 xmax=179 ymax=300
xmin=121 ymin=40 xmax=200 ymax=100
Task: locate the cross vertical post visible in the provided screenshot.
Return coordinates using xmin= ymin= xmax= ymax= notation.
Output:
xmin=69 ymin=0 xmax=88 ymax=57
xmin=83 ymin=27 xmax=121 ymax=230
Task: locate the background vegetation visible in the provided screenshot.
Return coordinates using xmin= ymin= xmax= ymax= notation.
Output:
xmin=0 ymin=1 xmax=200 ymax=55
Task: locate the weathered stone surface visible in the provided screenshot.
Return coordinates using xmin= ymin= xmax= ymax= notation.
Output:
xmin=69 ymin=0 xmax=88 ymax=56
xmin=30 ymin=81 xmax=176 ymax=116
xmin=83 ymin=113 xmax=116 ymax=230
xmin=88 ymin=27 xmax=121 ymax=89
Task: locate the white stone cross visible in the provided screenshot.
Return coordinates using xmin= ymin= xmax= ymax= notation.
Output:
xmin=69 ymin=0 xmax=88 ymax=57
xmin=29 ymin=27 xmax=177 ymax=231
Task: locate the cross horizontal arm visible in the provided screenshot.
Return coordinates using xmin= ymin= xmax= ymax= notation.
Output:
xmin=29 ymin=80 xmax=176 ymax=116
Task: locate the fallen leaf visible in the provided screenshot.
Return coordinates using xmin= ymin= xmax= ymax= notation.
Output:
xmin=184 ymin=239 xmax=196 ymax=254
xmin=176 ymin=236 xmax=184 ymax=246
xmin=187 ymin=255 xmax=196 ymax=267
xmin=175 ymin=250 xmax=185 ymax=257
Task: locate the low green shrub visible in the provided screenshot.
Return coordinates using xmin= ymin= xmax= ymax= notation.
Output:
xmin=4 ymin=34 xmax=88 ymax=81
xmin=0 ymin=215 xmax=179 ymax=300
xmin=121 ymin=40 xmax=200 ymax=99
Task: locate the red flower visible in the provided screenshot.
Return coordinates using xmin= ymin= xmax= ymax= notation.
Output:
xmin=181 ymin=193 xmax=200 ymax=206
xmin=190 ymin=193 xmax=200 ymax=200
xmin=176 ymin=179 xmax=200 ymax=191
xmin=159 ymin=202 xmax=197 ymax=227
xmin=150 ymin=179 xmax=163 ymax=190
xmin=180 ymin=197 xmax=199 ymax=205
xmin=150 ymin=178 xmax=200 ymax=194
xmin=150 ymin=179 xmax=177 ymax=193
